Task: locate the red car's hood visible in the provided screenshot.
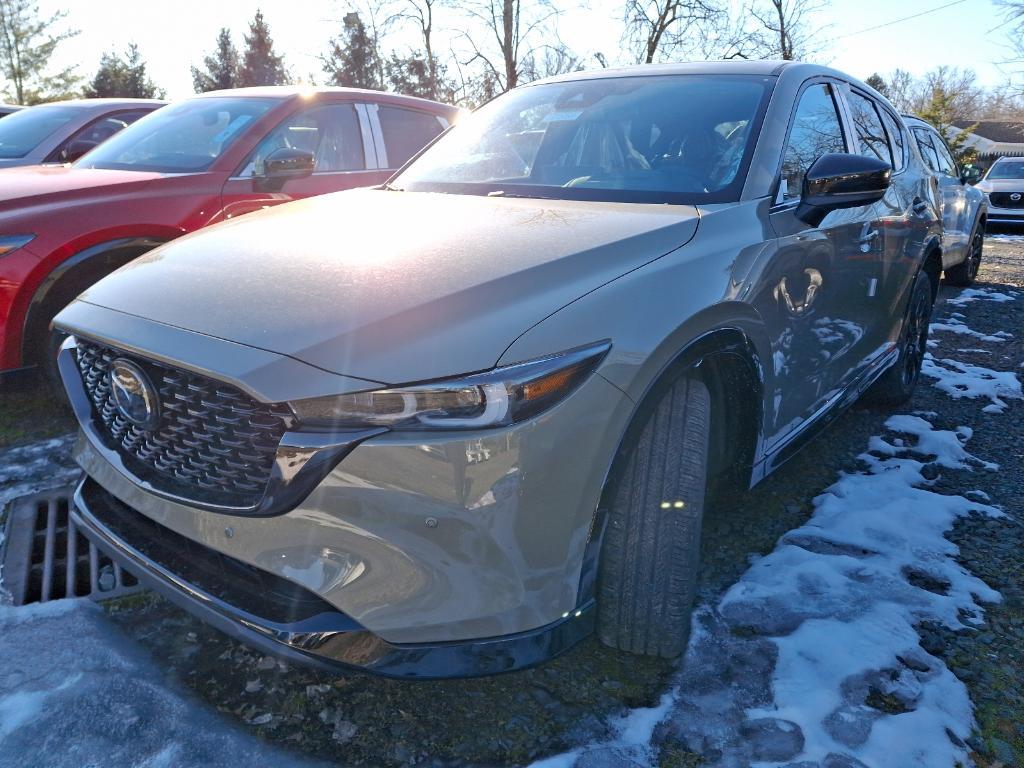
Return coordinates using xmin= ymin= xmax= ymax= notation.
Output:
xmin=0 ymin=165 xmax=166 ymax=210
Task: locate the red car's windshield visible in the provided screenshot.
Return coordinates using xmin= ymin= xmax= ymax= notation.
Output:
xmin=76 ymin=97 xmax=275 ymax=173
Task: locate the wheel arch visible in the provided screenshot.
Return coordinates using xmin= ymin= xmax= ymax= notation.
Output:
xmin=21 ymin=236 xmax=167 ymax=367
xmin=576 ymin=324 xmax=766 ymax=607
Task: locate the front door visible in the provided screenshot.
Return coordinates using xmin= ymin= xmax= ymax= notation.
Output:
xmin=760 ymin=80 xmax=883 ymax=447
xmin=220 ymin=101 xmax=384 ymax=220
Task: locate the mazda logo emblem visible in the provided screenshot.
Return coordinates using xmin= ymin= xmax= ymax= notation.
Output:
xmin=109 ymin=359 xmax=160 ymax=430
xmin=1012 ymin=193 xmax=1022 ymax=202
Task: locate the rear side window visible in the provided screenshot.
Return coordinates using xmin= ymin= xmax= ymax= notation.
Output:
xmin=912 ymin=128 xmax=943 ymax=174
xmin=378 ymin=106 xmax=444 ymax=169
xmin=780 ymin=83 xmax=847 ymax=202
xmin=930 ymin=131 xmax=957 ymax=175
xmin=879 ymin=110 xmax=906 ymax=172
xmin=848 ymin=91 xmax=892 ymax=166
xmin=239 ymin=103 xmax=364 ymax=176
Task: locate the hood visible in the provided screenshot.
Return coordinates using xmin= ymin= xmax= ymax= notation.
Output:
xmin=76 ymin=188 xmax=700 ymax=385
xmin=977 ymin=178 xmax=1024 ymax=193
xmin=0 ymin=165 xmax=165 ymax=212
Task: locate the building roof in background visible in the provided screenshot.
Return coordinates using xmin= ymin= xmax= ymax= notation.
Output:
xmin=953 ymin=120 xmax=1024 ymax=144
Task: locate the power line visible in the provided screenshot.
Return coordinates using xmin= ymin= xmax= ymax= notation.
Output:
xmin=835 ymin=0 xmax=969 ymax=40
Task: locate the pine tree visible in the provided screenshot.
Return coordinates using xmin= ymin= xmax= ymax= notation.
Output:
xmin=83 ymin=43 xmax=162 ymax=98
xmin=865 ymin=73 xmax=889 ymax=98
xmin=191 ymin=28 xmax=239 ymax=92
xmin=238 ymin=9 xmax=290 ymax=87
xmin=0 ymin=0 xmax=79 ymax=104
xmin=385 ymin=52 xmax=455 ymax=101
xmin=321 ymin=12 xmax=382 ymax=91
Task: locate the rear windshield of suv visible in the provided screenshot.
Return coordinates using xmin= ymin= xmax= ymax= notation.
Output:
xmin=77 ymin=97 xmax=275 ymax=173
xmin=0 ymin=105 xmax=80 ymax=158
xmin=392 ymin=74 xmax=773 ymax=204
xmin=985 ymin=162 xmax=1024 ymax=180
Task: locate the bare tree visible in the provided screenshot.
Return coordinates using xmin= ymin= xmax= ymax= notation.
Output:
xmin=745 ymin=0 xmax=825 ymax=61
xmin=460 ymin=0 xmax=561 ymax=92
xmin=997 ymin=1 xmax=1024 ymax=92
xmin=622 ymin=0 xmax=723 ymax=64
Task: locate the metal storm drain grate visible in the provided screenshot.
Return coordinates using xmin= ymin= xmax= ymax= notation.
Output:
xmin=1 ymin=487 xmax=143 ymax=605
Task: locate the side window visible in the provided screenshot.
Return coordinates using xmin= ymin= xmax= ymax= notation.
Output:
xmin=49 ymin=110 xmax=151 ymax=162
xmin=377 ymin=106 xmax=445 ymax=169
xmin=930 ymin=131 xmax=957 ymax=176
xmin=912 ymin=128 xmax=941 ymax=173
xmin=239 ymin=103 xmax=364 ymax=177
xmin=879 ymin=110 xmax=906 ymax=173
xmin=780 ymin=83 xmax=847 ymax=202
xmin=847 ymin=91 xmax=893 ymax=166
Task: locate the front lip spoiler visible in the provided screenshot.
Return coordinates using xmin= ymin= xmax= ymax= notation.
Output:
xmin=58 ymin=335 xmax=387 ymax=517
xmin=72 ymin=475 xmax=596 ymax=679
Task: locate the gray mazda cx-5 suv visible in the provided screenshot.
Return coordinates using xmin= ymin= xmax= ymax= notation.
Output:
xmin=55 ymin=61 xmax=942 ymax=678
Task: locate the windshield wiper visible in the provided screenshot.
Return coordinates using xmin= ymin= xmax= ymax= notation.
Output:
xmin=380 ymin=182 xmax=404 ymax=192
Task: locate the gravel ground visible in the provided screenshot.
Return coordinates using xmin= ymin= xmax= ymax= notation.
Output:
xmin=1 ymin=232 xmax=1022 ymax=767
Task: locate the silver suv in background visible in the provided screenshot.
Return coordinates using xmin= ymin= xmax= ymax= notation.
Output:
xmin=57 ymin=62 xmax=943 ymax=678
xmin=0 ymin=99 xmax=165 ymax=168
xmin=975 ymin=156 xmax=1024 ymax=227
xmin=903 ymin=115 xmax=987 ymax=286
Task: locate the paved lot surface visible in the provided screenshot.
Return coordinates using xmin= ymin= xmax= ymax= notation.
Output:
xmin=0 ymin=232 xmax=1022 ymax=767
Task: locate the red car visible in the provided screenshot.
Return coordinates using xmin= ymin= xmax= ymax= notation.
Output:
xmin=0 ymin=87 xmax=459 ymax=382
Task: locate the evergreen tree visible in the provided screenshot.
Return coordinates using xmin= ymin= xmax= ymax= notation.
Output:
xmin=385 ymin=51 xmax=455 ymax=100
xmin=865 ymin=73 xmax=889 ymax=98
xmin=321 ymin=12 xmax=382 ymax=91
xmin=0 ymin=0 xmax=79 ymax=104
xmin=83 ymin=43 xmax=163 ymax=98
xmin=238 ymin=9 xmax=290 ymax=87
xmin=191 ymin=28 xmax=239 ymax=92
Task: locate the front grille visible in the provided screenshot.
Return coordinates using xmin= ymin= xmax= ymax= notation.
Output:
xmin=75 ymin=339 xmax=294 ymax=508
xmin=989 ymin=192 xmax=1024 ymax=209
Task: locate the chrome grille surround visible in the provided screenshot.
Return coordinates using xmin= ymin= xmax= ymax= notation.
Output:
xmin=989 ymin=191 xmax=1024 ymax=210
xmin=74 ymin=339 xmax=294 ymax=508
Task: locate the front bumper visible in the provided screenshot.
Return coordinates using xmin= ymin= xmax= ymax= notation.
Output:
xmin=58 ymin=313 xmax=635 ymax=673
xmin=72 ymin=475 xmax=595 ymax=678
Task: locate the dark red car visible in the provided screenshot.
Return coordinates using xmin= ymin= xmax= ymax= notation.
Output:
xmin=0 ymin=87 xmax=459 ymax=382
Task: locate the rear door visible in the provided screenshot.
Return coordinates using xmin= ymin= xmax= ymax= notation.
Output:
xmin=220 ymin=100 xmax=381 ymax=219
xmin=912 ymin=125 xmax=969 ymax=264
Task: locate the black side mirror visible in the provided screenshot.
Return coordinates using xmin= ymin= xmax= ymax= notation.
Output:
xmin=63 ymin=138 xmax=99 ymax=163
xmin=258 ymin=147 xmax=315 ymax=191
xmin=796 ymin=153 xmax=892 ymax=227
xmin=961 ymin=167 xmax=982 ymax=185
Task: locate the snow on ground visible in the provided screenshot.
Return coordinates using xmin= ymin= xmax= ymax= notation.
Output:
xmin=0 ymin=599 xmax=322 ymax=768
xmin=929 ymin=316 xmax=1011 ymax=343
xmin=922 ymin=354 xmax=1023 ymax=413
xmin=0 ymin=436 xmax=78 ymax=513
xmin=536 ymin=415 xmax=1002 ymax=768
xmin=943 ymin=287 xmax=1020 ymax=307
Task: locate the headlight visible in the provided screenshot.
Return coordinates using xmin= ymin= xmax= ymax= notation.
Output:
xmin=290 ymin=341 xmax=611 ymax=430
xmin=0 ymin=234 xmax=35 ymax=257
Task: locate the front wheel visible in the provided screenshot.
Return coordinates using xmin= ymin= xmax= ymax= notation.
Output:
xmin=597 ymin=376 xmax=710 ymax=658
xmin=864 ymin=269 xmax=933 ymax=406
xmin=945 ymin=224 xmax=984 ymax=287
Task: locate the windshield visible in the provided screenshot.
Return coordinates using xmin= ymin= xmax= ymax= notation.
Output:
xmin=985 ymin=161 xmax=1024 ymax=180
xmin=392 ymin=74 xmax=772 ymax=204
xmin=0 ymin=105 xmax=80 ymax=158
xmin=77 ymin=97 xmax=275 ymax=173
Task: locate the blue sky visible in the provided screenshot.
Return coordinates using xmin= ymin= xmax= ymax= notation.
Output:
xmin=41 ymin=0 xmax=1020 ymax=99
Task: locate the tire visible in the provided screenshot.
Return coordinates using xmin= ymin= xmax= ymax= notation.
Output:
xmin=597 ymin=375 xmax=710 ymax=658
xmin=944 ymin=222 xmax=984 ymax=287
xmin=864 ymin=269 xmax=933 ymax=406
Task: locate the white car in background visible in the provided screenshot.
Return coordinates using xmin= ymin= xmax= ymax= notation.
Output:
xmin=975 ymin=156 xmax=1024 ymax=228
